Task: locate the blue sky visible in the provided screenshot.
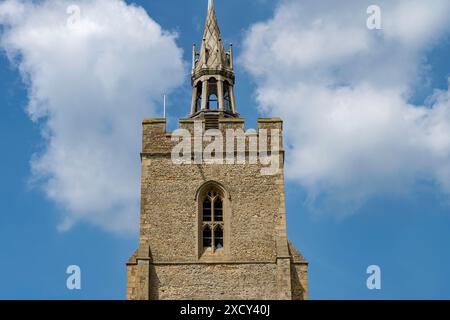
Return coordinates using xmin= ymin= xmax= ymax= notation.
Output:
xmin=1 ymin=0 xmax=450 ymax=300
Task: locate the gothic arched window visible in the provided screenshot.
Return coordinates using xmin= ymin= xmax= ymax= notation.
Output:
xmin=201 ymin=188 xmax=225 ymax=252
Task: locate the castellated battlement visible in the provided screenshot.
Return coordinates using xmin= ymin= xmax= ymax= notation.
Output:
xmin=141 ymin=117 xmax=284 ymax=156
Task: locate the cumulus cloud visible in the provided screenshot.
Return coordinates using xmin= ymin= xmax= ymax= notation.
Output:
xmin=241 ymin=0 xmax=450 ymax=215
xmin=0 ymin=0 xmax=184 ymax=233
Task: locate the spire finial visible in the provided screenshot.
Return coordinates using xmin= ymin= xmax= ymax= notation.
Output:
xmin=208 ymin=0 xmax=214 ymax=12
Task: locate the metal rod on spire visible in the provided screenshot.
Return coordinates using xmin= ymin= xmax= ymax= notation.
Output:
xmin=192 ymin=43 xmax=196 ymax=73
xmin=208 ymin=0 xmax=214 ymax=12
xmin=229 ymin=44 xmax=233 ymax=70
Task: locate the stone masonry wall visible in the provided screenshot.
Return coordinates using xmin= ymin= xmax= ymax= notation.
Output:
xmin=149 ymin=263 xmax=279 ymax=300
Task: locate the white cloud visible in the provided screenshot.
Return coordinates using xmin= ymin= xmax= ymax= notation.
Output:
xmin=0 ymin=0 xmax=184 ymax=233
xmin=241 ymin=0 xmax=450 ymax=215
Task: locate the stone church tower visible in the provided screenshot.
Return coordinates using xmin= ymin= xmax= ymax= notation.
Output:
xmin=126 ymin=0 xmax=308 ymax=300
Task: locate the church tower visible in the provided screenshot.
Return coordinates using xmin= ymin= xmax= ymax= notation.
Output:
xmin=126 ymin=0 xmax=308 ymax=300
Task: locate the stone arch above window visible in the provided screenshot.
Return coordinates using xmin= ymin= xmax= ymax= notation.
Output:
xmin=195 ymin=181 xmax=230 ymax=202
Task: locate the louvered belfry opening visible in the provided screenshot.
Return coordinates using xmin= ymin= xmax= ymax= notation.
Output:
xmin=204 ymin=114 xmax=219 ymax=130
